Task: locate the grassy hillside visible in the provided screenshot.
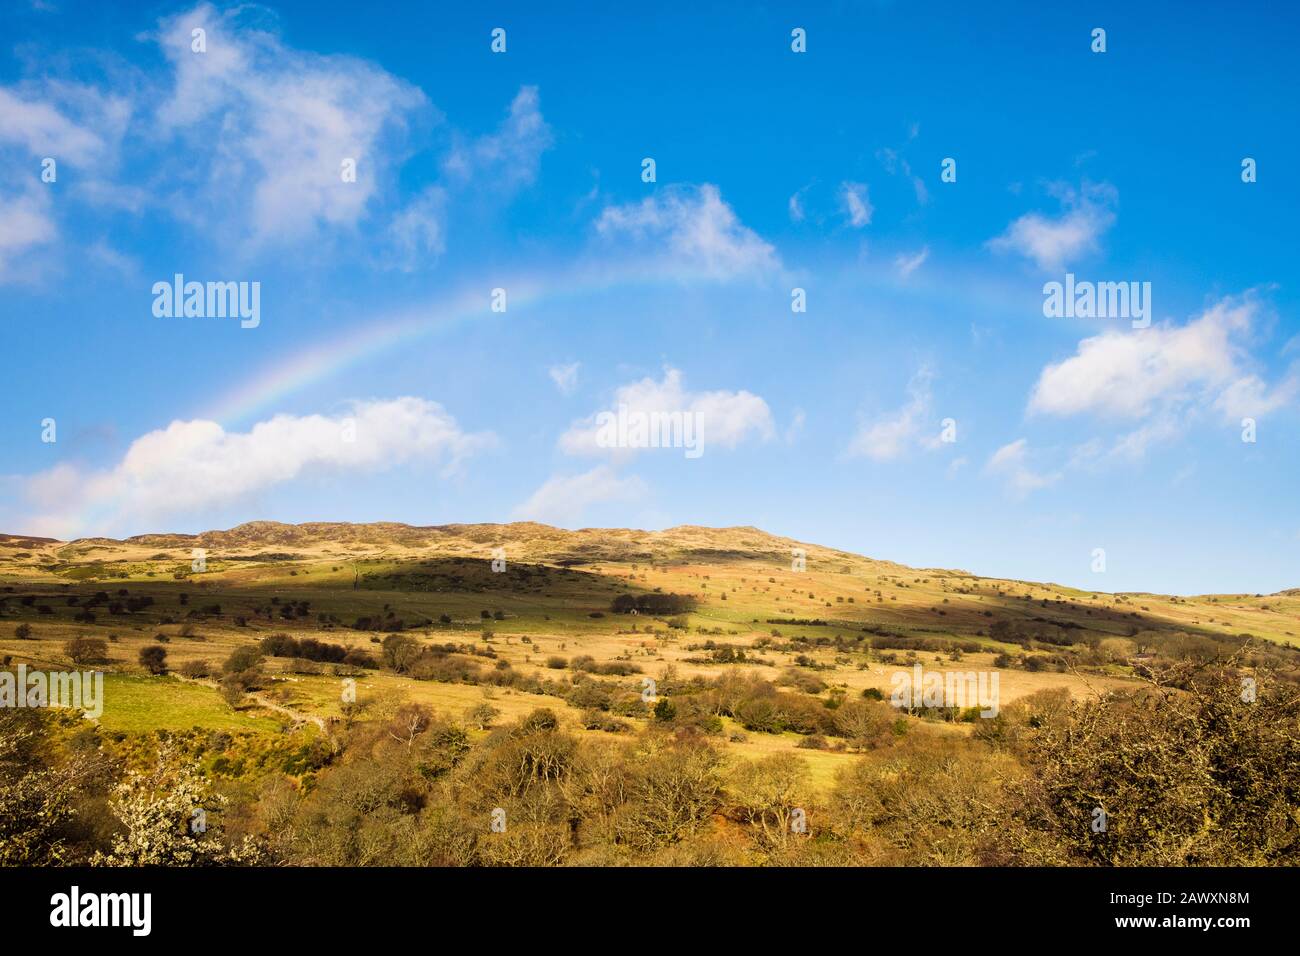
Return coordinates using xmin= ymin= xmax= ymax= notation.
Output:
xmin=3 ymin=521 xmax=1298 ymax=867
xmin=3 ymin=520 xmax=1297 ymax=752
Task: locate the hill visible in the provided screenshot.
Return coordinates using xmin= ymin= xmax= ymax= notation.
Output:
xmin=2 ymin=520 xmax=1298 ymax=867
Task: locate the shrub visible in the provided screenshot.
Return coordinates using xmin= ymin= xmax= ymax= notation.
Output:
xmin=218 ymin=676 xmax=246 ymax=707
xmin=610 ymin=592 xmax=697 ymax=615
xmin=464 ymin=702 xmax=501 ymax=730
xmin=653 ymin=698 xmax=676 ymax=722
xmin=138 ymin=645 xmax=168 ymax=674
xmin=223 ymin=645 xmax=263 ymax=674
xmin=381 ymin=634 xmax=422 ymax=673
xmin=1005 ymin=667 xmax=1300 ymax=866
xmin=580 ymin=709 xmax=629 ymax=733
xmin=179 ymin=660 xmax=211 ymax=679
xmin=65 ymin=637 xmax=108 ymax=665
xmin=617 ymin=737 xmax=722 ymax=851
xmin=14 ymin=623 xmax=32 ymax=640
xmin=221 ymin=646 xmax=263 ymax=690
xmin=832 ymin=700 xmax=896 ymax=750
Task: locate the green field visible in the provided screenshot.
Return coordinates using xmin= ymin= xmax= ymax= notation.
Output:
xmin=93 ymin=673 xmax=284 ymax=734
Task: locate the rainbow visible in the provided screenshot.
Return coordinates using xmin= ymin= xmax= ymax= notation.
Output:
xmin=201 ymin=278 xmax=540 ymax=425
xmin=198 ymin=257 xmax=691 ymax=426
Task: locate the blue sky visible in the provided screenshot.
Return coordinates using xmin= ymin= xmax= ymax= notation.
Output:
xmin=1 ymin=1 xmax=1297 ymax=595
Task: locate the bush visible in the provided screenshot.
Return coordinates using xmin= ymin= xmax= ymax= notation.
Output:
xmin=464 ymin=702 xmax=501 ymax=730
xmin=138 ymin=645 xmax=168 ymax=674
xmin=381 ymin=634 xmax=422 ymax=672
xmin=580 ymin=709 xmax=629 ymax=733
xmin=65 ymin=637 xmax=108 ymax=665
xmin=179 ymin=659 xmax=211 ymax=679
xmin=653 ymin=698 xmax=676 ymax=722
xmin=1005 ymin=667 xmax=1300 ymax=866
xmin=832 ymin=700 xmax=896 ymax=750
xmin=218 ymin=676 xmax=246 ymax=707
xmin=221 ymin=645 xmax=263 ymax=690
xmin=260 ymin=633 xmax=366 ymax=666
xmin=14 ymin=623 xmax=32 ymax=640
xmin=223 ymin=645 xmax=263 ymax=674
xmin=610 ymin=592 xmax=697 ymax=615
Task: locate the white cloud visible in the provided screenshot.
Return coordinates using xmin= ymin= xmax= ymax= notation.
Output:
xmin=23 ymin=398 xmax=493 ymax=537
xmin=0 ymin=85 xmax=119 ymax=162
xmin=594 ymin=184 xmax=780 ymax=280
xmin=442 ymin=85 xmax=552 ymax=191
xmin=1108 ymin=415 xmax=1189 ymax=461
xmin=548 ymin=362 xmax=581 ymax=395
xmin=985 ymin=439 xmax=1060 ymax=496
xmin=788 ymin=187 xmax=808 ymax=223
xmin=846 ymin=366 xmax=935 ymax=461
xmin=1214 ymin=372 xmax=1299 ymax=421
xmin=876 ymin=147 xmax=928 ymax=206
xmin=86 ymin=239 xmax=140 ymax=280
xmin=384 ymin=185 xmax=446 ymax=271
xmin=0 ymin=80 xmax=133 ymax=281
xmin=989 ymin=181 xmax=1117 ymax=271
xmin=1029 ymin=295 xmax=1294 ymax=422
xmin=151 ymin=3 xmax=428 ymax=246
xmin=513 ymin=465 xmax=647 ymax=526
xmin=784 ymin=408 xmax=806 ymax=444
xmin=894 ymin=246 xmax=929 ymax=278
xmin=0 ymin=183 xmax=56 ymax=281
xmin=840 ymin=181 xmax=873 ymax=228
xmin=560 ymin=367 xmax=775 ymax=457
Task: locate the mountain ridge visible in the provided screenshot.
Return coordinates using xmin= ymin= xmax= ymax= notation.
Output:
xmin=2 ymin=520 xmax=1295 ymax=598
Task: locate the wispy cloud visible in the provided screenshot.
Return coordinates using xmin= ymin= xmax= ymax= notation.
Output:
xmin=985 ymin=439 xmax=1060 ymax=496
xmin=594 ymin=184 xmax=780 ymax=280
xmin=846 ymin=365 xmax=937 ymax=461
xmin=151 ymin=2 xmax=429 ymax=248
xmin=840 ymin=181 xmax=873 ymax=228
xmin=876 ymin=146 xmax=928 ymax=205
xmin=442 ymin=85 xmax=553 ymax=191
xmin=894 ymin=245 xmax=929 ymax=278
xmin=513 ymin=465 xmax=647 ymax=526
xmin=788 ymin=184 xmax=810 ymax=223
xmin=383 ymin=185 xmax=447 ymax=271
xmin=0 ymin=78 xmax=134 ymax=281
xmin=0 ymin=183 xmax=57 ymax=282
xmin=548 ymin=362 xmax=581 ymax=395
xmin=989 ymin=181 xmax=1117 ymax=271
